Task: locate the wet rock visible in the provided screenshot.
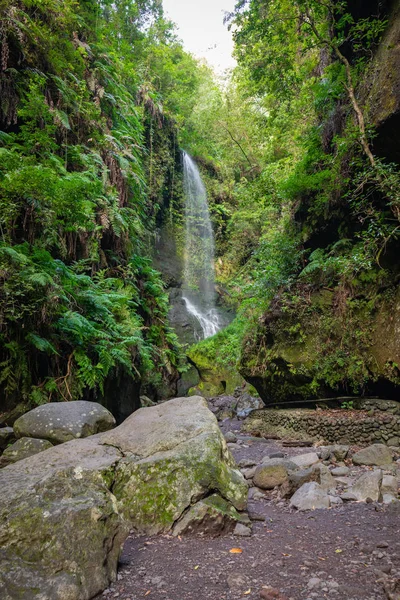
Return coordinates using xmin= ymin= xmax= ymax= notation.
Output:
xmin=350 ymin=469 xmax=383 ymax=501
xmin=13 ymin=401 xmax=116 ymax=445
xmin=352 ymin=444 xmax=393 ymax=467
xmin=289 ymin=482 xmax=330 ymax=510
xmin=291 ymin=452 xmax=320 ymax=469
xmin=1 ymin=437 xmax=52 ymax=465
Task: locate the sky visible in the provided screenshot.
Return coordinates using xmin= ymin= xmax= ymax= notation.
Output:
xmin=162 ymin=0 xmax=237 ymax=73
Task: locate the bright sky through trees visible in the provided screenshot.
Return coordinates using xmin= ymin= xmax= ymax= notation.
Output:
xmin=162 ymin=0 xmax=236 ymax=72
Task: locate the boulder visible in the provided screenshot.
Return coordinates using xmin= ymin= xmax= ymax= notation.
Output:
xmin=291 ymin=452 xmax=320 ymax=469
xmin=0 ymin=437 xmax=52 ymax=465
xmin=13 ymin=401 xmax=116 ymax=445
xmin=235 ymin=394 xmax=263 ymax=418
xmin=289 ymin=482 xmax=330 ymax=510
xmin=316 ymin=463 xmax=336 ymax=492
xmin=172 ymin=494 xmax=240 ymax=536
xmin=350 ymin=470 xmax=383 ymax=502
xmin=331 ymin=466 xmax=350 ymax=476
xmin=0 ymin=396 xmax=247 ymax=600
xmin=280 ymin=467 xmax=318 ymax=498
xmin=352 ymin=444 xmax=393 ymax=467
xmin=329 ymin=445 xmax=349 ymax=461
xmin=381 ymin=475 xmax=398 ymax=504
xmin=0 ymin=427 xmax=15 ymax=451
xmin=280 ymin=464 xmax=335 ymax=498
xmin=224 ymin=431 xmax=237 ymax=443
xmin=261 ymin=456 xmax=298 ymax=470
xmin=254 ymin=458 xmax=297 ymax=490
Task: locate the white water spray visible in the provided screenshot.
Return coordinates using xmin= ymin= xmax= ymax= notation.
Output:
xmin=182 ymin=151 xmax=222 ymax=339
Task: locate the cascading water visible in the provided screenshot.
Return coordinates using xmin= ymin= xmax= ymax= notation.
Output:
xmin=182 ymin=151 xmax=222 ymax=339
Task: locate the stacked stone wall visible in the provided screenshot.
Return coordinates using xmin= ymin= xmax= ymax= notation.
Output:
xmin=247 ymin=408 xmax=400 ymax=446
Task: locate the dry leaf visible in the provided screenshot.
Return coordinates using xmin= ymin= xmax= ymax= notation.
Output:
xmin=144 ymin=591 xmax=151 ymax=597
xmin=318 ymin=557 xmax=326 ymax=561
xmin=244 ymin=589 xmax=251 ymax=595
xmin=229 ymin=548 xmax=243 ymax=554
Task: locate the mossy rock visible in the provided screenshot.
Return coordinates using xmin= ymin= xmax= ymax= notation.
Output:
xmin=0 ymin=397 xmax=247 ymax=599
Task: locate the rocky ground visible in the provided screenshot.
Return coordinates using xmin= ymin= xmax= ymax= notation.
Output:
xmin=97 ymin=395 xmax=400 ymax=600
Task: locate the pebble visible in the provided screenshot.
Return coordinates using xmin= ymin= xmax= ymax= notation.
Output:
xmin=307 ymin=578 xmax=321 ymax=590
xmin=376 ymin=541 xmax=389 ymax=548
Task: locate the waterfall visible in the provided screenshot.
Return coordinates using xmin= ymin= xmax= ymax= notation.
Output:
xmin=182 ymin=151 xmax=222 ymax=339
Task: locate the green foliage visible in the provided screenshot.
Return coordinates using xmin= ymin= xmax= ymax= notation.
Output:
xmin=0 ymin=0 xmax=201 ymax=408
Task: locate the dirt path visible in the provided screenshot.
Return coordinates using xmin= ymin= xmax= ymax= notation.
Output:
xmin=98 ymin=410 xmax=400 ymax=600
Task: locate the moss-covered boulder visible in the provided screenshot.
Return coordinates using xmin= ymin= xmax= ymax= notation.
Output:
xmin=0 ymin=437 xmax=52 ymax=466
xmin=0 ymin=396 xmax=247 ymax=600
xmin=13 ymin=401 xmax=116 ymax=444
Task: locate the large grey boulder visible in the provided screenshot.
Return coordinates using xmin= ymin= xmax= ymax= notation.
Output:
xmin=0 ymin=437 xmax=52 ymax=465
xmin=13 ymin=401 xmax=116 ymax=444
xmin=352 ymin=444 xmax=393 ymax=467
xmin=289 ymin=482 xmax=330 ymax=510
xmin=350 ymin=469 xmax=383 ymax=501
xmin=0 ymin=396 xmax=246 ymax=600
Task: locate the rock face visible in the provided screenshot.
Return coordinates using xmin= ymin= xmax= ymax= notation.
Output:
xmin=0 ymin=437 xmax=52 ymax=465
xmin=0 ymin=396 xmax=247 ymax=600
xmin=352 ymin=444 xmax=393 ymax=466
xmin=13 ymin=401 xmax=116 ymax=444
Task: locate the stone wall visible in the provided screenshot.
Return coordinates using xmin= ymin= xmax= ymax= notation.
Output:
xmin=246 ymin=408 xmax=400 ymax=446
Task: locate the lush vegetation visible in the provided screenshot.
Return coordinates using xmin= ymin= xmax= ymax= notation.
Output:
xmin=0 ymin=0 xmax=206 ymax=410
xmin=184 ymin=0 xmax=400 ymax=398
xmin=1 ymin=0 xmax=399 ymax=411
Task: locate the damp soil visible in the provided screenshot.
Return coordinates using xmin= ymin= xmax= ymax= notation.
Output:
xmin=98 ymin=408 xmax=400 ymax=600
